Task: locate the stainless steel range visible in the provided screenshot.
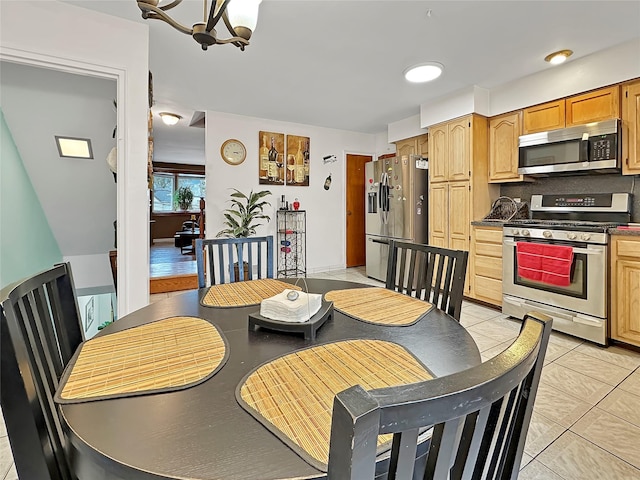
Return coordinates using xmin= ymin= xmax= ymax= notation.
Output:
xmin=502 ymin=193 xmax=632 ymax=345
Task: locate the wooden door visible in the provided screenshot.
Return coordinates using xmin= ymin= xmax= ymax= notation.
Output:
xmin=428 ymin=183 xmax=448 ymax=247
xmin=623 ymin=80 xmax=640 ymax=175
xmin=428 ymin=124 xmax=448 ymax=183
xmin=566 ymin=86 xmax=620 ymax=126
xmin=346 ymin=154 xmax=372 ymax=267
xmin=523 ymin=100 xmax=565 ymax=134
xmin=448 ymin=117 xmax=471 ymax=181
xmin=489 ymin=112 xmax=522 ymax=182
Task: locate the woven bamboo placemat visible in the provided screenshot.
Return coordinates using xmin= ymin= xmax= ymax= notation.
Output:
xmin=55 ymin=317 xmax=228 ymax=404
xmin=324 ymin=287 xmax=433 ymax=326
xmin=236 ymin=339 xmax=434 ymax=472
xmin=201 ymin=279 xmax=302 ymax=308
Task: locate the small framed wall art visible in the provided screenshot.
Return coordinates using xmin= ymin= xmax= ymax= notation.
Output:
xmin=285 ymin=135 xmax=310 ymax=186
xmin=258 ymin=131 xmax=285 ymax=185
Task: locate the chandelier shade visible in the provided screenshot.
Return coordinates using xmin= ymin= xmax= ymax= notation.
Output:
xmin=137 ymin=0 xmax=262 ymax=51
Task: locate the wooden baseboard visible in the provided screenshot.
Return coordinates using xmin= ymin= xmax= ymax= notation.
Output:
xmin=150 ymin=274 xmax=198 ymax=294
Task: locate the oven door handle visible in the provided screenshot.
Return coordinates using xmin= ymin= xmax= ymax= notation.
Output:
xmin=503 ymin=240 xmax=603 ymax=255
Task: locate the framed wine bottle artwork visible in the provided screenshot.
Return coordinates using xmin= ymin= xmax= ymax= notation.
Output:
xmin=285 ymin=134 xmax=310 ymax=186
xmin=258 ymin=131 xmax=285 ymax=185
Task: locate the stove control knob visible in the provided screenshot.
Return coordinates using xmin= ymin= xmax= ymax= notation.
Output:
xmin=543 ymin=230 xmax=552 ymax=239
xmin=581 ymin=233 xmax=592 ymax=241
xmin=521 ymin=229 xmax=530 ymax=236
xmin=567 ymin=232 xmax=577 ymax=240
xmin=512 ymin=229 xmax=520 ymax=236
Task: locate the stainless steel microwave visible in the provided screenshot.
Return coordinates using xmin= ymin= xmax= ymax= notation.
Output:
xmin=518 ymin=119 xmax=621 ymax=175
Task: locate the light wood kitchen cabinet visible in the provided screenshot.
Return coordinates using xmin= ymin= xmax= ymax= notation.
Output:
xmin=488 ymin=111 xmax=523 ymax=183
xmin=448 ymin=118 xmax=471 ymax=181
xmin=428 ymin=183 xmax=448 ymax=248
xmin=522 ymin=86 xmax=620 ymax=134
xmin=470 ymin=226 xmax=503 ymax=306
xmin=428 ymin=124 xmax=448 ymax=183
xmin=610 ymin=235 xmax=640 ymax=346
xmin=417 ymin=134 xmax=429 ymax=158
xmin=522 ymin=100 xmax=565 ymax=134
xmin=566 ymin=86 xmax=619 ymax=126
xmin=394 ymin=134 xmax=429 ymax=161
xmin=622 ymin=80 xmax=640 ymax=175
xmin=448 ymin=182 xmax=470 ymax=249
xmin=427 ymin=114 xmax=499 ymax=295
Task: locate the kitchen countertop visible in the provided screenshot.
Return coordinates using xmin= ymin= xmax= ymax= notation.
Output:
xmin=609 ymin=227 xmax=640 ymax=236
xmin=471 ymin=221 xmax=507 ymax=228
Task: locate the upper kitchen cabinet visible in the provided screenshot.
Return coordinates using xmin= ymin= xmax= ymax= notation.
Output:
xmin=488 ymin=111 xmax=523 ymax=183
xmin=566 ymin=86 xmax=619 ymax=126
xmin=522 ymin=86 xmax=620 ymax=134
xmin=428 ymin=124 xmax=447 ymax=183
xmin=429 ymin=115 xmax=486 ymax=183
xmin=522 ymin=99 xmax=565 ymax=135
xmin=622 ymin=79 xmax=640 ymax=175
xmin=394 ymin=134 xmax=428 ymax=161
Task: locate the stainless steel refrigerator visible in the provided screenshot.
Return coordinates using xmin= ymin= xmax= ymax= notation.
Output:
xmin=365 ymin=155 xmax=429 ymax=281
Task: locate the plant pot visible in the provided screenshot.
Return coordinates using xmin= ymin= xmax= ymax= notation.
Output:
xmin=232 ymin=262 xmax=250 ymax=282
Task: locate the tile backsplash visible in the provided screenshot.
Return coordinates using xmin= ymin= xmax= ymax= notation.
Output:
xmin=500 ymin=174 xmax=639 ymax=222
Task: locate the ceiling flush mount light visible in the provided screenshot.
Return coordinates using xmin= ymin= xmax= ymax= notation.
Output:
xmin=159 ymin=112 xmax=182 ymax=126
xmin=404 ymin=63 xmax=444 ymax=83
xmin=544 ymin=49 xmax=573 ymax=65
xmin=55 ymin=136 xmax=93 ymax=159
xmin=137 ymin=0 xmax=262 ymax=51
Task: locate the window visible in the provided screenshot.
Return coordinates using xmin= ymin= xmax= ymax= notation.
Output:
xmin=152 ymin=173 xmax=205 ymax=213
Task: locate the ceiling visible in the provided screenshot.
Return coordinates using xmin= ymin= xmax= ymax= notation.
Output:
xmin=64 ymin=0 xmax=640 ymax=135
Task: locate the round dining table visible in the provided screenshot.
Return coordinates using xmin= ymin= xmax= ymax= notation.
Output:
xmin=61 ymin=278 xmax=481 ymax=480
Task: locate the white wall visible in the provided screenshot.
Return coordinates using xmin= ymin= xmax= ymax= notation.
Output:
xmin=205 ymin=111 xmax=376 ymax=273
xmin=387 ymin=114 xmax=426 ymax=143
xmin=0 ymin=1 xmax=149 ymax=315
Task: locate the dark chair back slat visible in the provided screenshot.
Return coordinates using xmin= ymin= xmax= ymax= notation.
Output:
xmin=1 ymin=262 xmax=83 ymax=480
xmin=196 ymin=236 xmax=274 ymax=288
xmin=327 ymin=312 xmax=552 ymax=480
xmin=386 ymin=240 xmax=469 ymax=321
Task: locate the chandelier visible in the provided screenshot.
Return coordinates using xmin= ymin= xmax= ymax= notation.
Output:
xmin=137 ymin=0 xmax=262 ymax=51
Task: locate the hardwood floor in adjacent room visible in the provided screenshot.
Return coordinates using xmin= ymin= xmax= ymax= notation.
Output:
xmin=149 ymin=239 xmax=198 ymax=293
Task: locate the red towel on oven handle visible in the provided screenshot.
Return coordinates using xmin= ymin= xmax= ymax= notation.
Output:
xmin=516 ymin=242 xmax=574 ymax=287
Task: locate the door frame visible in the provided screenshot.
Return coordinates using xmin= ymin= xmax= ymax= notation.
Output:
xmin=0 ymin=9 xmax=149 ymax=316
xmin=343 ymin=151 xmax=375 ymax=268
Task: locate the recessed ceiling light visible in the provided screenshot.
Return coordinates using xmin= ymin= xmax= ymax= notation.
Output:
xmin=404 ymin=63 xmax=444 ymax=83
xmin=54 ymin=136 xmax=93 ymax=159
xmin=544 ymin=49 xmax=573 ymax=65
xmin=159 ymin=112 xmax=182 ymax=126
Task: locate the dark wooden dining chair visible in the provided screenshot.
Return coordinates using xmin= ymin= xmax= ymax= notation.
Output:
xmin=196 ymin=236 xmax=274 ymax=288
xmin=327 ymin=311 xmax=552 ymax=480
xmin=386 ymin=240 xmax=469 ymax=321
xmin=1 ymin=262 xmax=84 ymax=480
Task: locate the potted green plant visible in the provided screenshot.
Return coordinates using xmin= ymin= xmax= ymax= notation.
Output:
xmin=175 ymin=185 xmax=194 ymax=211
xmin=216 ymin=189 xmax=272 ymax=238
xmin=217 ymin=189 xmax=272 ymax=279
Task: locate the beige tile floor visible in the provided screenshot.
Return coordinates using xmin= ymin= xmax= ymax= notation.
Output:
xmin=2 ymin=266 xmax=639 ymax=479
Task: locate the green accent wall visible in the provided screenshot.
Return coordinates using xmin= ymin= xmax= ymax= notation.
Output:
xmin=0 ymin=109 xmax=62 ymax=288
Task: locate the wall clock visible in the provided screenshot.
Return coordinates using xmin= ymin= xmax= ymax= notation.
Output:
xmin=220 ymin=139 xmax=247 ymax=165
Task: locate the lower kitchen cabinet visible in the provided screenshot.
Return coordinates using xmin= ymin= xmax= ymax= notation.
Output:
xmin=470 ymin=226 xmax=503 ymax=306
xmin=611 ymin=235 xmax=640 ymax=346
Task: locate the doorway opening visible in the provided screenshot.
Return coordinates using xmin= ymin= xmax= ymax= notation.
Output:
xmin=149 ymin=109 xmax=206 ymax=294
xmin=345 ymin=154 xmax=373 ymax=268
